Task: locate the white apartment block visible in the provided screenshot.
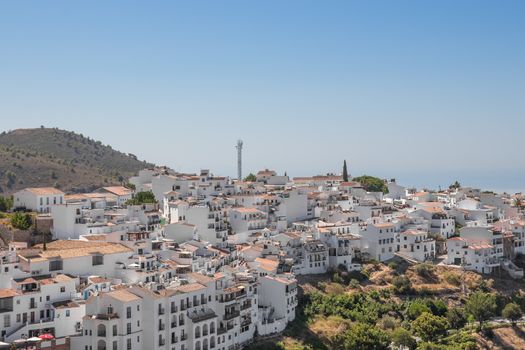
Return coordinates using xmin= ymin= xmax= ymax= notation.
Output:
xmin=397 ymin=230 xmax=435 ymax=262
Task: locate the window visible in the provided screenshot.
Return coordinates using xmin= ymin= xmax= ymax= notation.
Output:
xmin=60 ymin=286 xmax=66 ymax=293
xmin=127 ymin=339 xmax=132 ymax=350
xmin=113 ymin=341 xmax=117 ymax=350
xmin=3 ymin=314 xmax=10 ymax=328
xmin=127 ymin=306 xmax=131 ymax=318
xmin=113 ymin=325 xmax=117 ymax=336
xmin=92 ymin=254 xmax=104 ymax=266
xmin=49 ymin=259 xmax=63 ymax=271
xmin=127 ymin=323 xmax=131 ymax=334
xmin=66 ymin=310 xmax=70 ymax=317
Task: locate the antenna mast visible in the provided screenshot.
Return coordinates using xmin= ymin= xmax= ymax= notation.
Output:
xmin=236 ymin=140 xmax=243 ymax=180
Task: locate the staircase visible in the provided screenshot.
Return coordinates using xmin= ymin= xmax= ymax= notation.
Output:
xmin=501 ymin=259 xmax=524 ymax=279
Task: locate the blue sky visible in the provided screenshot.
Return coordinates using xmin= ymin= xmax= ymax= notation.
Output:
xmin=0 ymin=1 xmax=524 ymax=191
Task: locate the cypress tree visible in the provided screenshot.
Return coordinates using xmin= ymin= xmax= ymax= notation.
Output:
xmin=342 ymin=160 xmax=349 ymax=182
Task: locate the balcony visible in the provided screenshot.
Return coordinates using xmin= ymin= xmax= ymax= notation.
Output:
xmin=158 ymin=307 xmax=165 ymax=315
xmin=171 ymin=322 xmax=177 ymax=328
xmin=159 ymin=338 xmax=166 ymax=346
xmin=224 ymin=310 xmax=240 ymax=320
xmin=240 ymin=301 xmax=252 ymax=311
xmin=158 ymin=323 xmax=165 ymax=331
xmin=94 ymin=313 xmax=119 ymax=320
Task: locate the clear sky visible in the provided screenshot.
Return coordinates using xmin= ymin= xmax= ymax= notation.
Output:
xmin=1 ymin=1 xmax=524 ymax=191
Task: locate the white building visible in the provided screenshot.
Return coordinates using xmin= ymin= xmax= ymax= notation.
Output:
xmin=397 ymin=230 xmax=435 ymax=262
xmin=13 ymin=187 xmax=64 ymax=213
xmin=360 ymin=222 xmax=396 ymax=262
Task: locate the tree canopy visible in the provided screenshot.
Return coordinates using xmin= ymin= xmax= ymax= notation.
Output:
xmin=391 ymin=327 xmax=416 ymax=350
xmin=10 ymin=212 xmax=32 ymax=230
xmin=502 ymin=302 xmax=522 ymax=324
xmin=352 ymin=175 xmax=388 ymax=193
xmin=342 ymin=160 xmax=349 ymax=182
xmin=335 ymin=322 xmax=391 ymax=350
xmin=465 ymin=291 xmax=496 ymax=331
xmin=0 ymin=195 xmax=13 ymax=212
xmin=412 ymin=312 xmax=449 ymax=342
xmin=449 ymin=181 xmax=461 ymax=189
xmin=125 ymin=191 xmax=157 ymax=206
xmin=243 ymin=173 xmax=257 ymax=182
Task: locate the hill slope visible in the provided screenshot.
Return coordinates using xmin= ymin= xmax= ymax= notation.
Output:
xmin=0 ymin=128 xmax=153 ymax=194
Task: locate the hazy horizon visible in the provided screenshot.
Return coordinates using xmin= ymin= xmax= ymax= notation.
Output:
xmin=1 ymin=1 xmax=524 ymax=192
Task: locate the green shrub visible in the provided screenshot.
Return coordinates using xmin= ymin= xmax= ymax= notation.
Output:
xmin=412 ymin=312 xmax=449 ymax=342
xmin=502 ymin=302 xmax=522 ymax=324
xmin=414 ymin=263 xmax=434 ymax=279
xmin=11 ymin=212 xmax=32 ymax=230
xmin=392 ymin=275 xmax=412 ymax=294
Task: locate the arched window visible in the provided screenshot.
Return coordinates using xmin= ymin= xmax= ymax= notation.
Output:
xmin=97 ymin=339 xmax=106 ymax=350
xmin=210 ymin=322 xmax=215 ymax=334
xmin=97 ymin=324 xmax=106 ymax=337
xmin=202 ymin=323 xmax=208 ymax=336
xmin=195 ymin=325 xmax=201 ymax=338
xmin=195 ymin=340 xmax=201 ymax=350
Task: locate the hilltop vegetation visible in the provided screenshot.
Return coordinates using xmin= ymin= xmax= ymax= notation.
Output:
xmin=0 ymin=127 xmax=153 ymax=193
xmin=353 ymin=175 xmax=389 ymax=193
xmin=248 ymin=263 xmax=525 ymax=350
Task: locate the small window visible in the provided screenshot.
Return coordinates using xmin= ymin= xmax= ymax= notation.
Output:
xmin=92 ymin=254 xmax=104 ymax=266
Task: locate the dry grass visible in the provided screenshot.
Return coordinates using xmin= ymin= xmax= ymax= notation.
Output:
xmin=475 ymin=325 xmax=525 ymax=349
xmin=309 ymin=316 xmax=351 ymax=340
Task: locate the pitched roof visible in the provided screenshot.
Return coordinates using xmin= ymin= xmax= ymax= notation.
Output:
xmin=102 ymin=186 xmax=133 ymax=196
xmin=0 ymin=289 xmax=20 ymax=298
xmin=24 ymin=187 xmax=64 ymax=196
xmin=105 ymin=289 xmax=142 ymax=303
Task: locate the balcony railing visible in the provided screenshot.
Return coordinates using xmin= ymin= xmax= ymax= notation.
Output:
xmin=224 ymin=310 xmax=240 ymax=320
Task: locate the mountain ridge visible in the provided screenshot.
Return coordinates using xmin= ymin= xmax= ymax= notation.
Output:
xmin=0 ymin=127 xmax=153 ymax=194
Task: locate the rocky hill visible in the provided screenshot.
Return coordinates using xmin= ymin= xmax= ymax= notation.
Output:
xmin=0 ymin=127 xmax=153 ymax=194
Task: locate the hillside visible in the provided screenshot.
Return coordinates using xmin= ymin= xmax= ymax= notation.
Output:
xmin=0 ymin=127 xmax=153 ymax=194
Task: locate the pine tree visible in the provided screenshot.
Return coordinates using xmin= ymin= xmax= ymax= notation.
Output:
xmin=342 ymin=160 xmax=349 ymax=182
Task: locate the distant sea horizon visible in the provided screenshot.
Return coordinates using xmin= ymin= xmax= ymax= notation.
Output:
xmin=396 ymin=173 xmax=524 ymax=195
